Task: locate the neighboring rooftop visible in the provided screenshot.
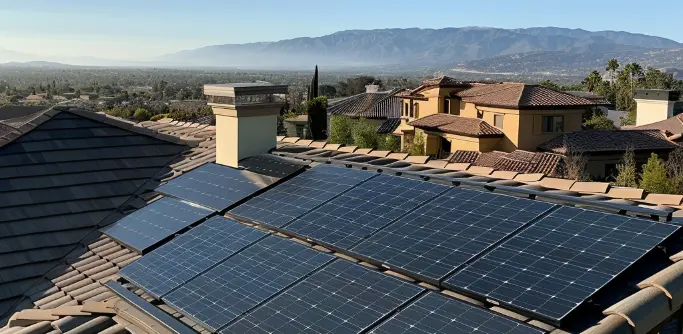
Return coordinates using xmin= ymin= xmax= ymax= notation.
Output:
xmin=450 ymin=149 xmax=565 ymax=177
xmin=635 ymin=113 xmax=683 ymax=136
xmin=455 ymin=83 xmax=605 ymax=109
xmin=538 ymin=129 xmax=679 ymax=154
xmin=328 ymin=88 xmax=403 ymax=119
xmin=409 ymin=113 xmax=504 ymax=138
xmin=0 ymin=106 xmax=47 ymax=121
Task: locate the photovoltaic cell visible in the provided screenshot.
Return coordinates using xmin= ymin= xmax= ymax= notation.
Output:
xmin=284 ymin=174 xmax=450 ymax=249
xmin=223 ymin=260 xmax=424 ymax=334
xmin=228 ymin=164 xmax=377 ymax=228
xmin=163 ymin=236 xmax=334 ymax=331
xmin=156 ymin=162 xmax=277 ymax=211
xmin=351 ymin=187 xmax=555 ymax=283
xmin=445 ymin=206 xmax=680 ymax=323
xmin=119 ymin=216 xmax=267 ymax=298
xmin=370 ymin=292 xmax=542 ymax=334
xmin=102 ymin=197 xmax=212 ymax=253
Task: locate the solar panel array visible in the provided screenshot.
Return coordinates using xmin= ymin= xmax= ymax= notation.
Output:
xmin=163 ymin=236 xmax=334 ymax=331
xmin=156 ymin=162 xmax=276 ymax=211
xmin=228 ymin=164 xmax=377 ymax=228
xmin=224 ymin=260 xmax=424 ymax=334
xmin=445 ymin=206 xmax=680 ymax=323
xmin=285 ymin=174 xmax=450 ymax=249
xmin=119 ymin=216 xmax=268 ymax=298
xmin=351 ymin=188 xmax=555 ymax=283
xmin=103 ymin=197 xmax=213 ymax=253
xmin=370 ymin=292 xmax=542 ymax=334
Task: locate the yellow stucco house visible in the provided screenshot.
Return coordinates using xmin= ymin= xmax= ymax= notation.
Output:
xmin=394 ymin=76 xmax=602 ymax=158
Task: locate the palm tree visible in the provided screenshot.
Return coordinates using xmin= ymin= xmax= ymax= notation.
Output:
xmin=624 ymin=62 xmax=644 ymax=97
xmin=606 ymin=58 xmax=619 ymax=82
xmin=582 ymin=70 xmax=603 ymax=92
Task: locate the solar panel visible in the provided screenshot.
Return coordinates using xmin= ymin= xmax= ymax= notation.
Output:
xmin=223 ymin=260 xmax=424 ymax=334
xmin=156 ymin=162 xmax=278 ymax=211
xmin=119 ymin=216 xmax=267 ymax=298
xmin=444 ymin=206 xmax=680 ymax=324
xmin=238 ymin=154 xmax=308 ymax=178
xmin=351 ymin=187 xmax=555 ymax=284
xmin=163 ymin=236 xmax=334 ymax=331
xmin=370 ymin=292 xmax=542 ymax=334
xmin=228 ymin=164 xmax=377 ymax=228
xmin=284 ymin=174 xmax=450 ymax=250
xmin=102 ymin=197 xmax=213 ymax=253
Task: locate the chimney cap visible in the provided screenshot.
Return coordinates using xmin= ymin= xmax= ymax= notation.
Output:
xmin=365 ymin=84 xmax=380 ymax=93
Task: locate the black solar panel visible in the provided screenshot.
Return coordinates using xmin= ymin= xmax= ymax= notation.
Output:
xmin=370 ymin=292 xmax=542 ymax=334
xmin=102 ymin=197 xmax=213 ymax=253
xmin=223 ymin=260 xmax=424 ymax=334
xmin=351 ymin=187 xmax=555 ymax=284
xmin=444 ymin=206 xmax=680 ymax=323
xmin=119 ymin=216 xmax=267 ymax=298
xmin=228 ymin=164 xmax=377 ymax=228
xmin=156 ymin=162 xmax=277 ymax=211
xmin=238 ymin=155 xmax=308 ymax=178
xmin=284 ymin=174 xmax=450 ymax=249
xmin=163 ymin=236 xmax=334 ymax=331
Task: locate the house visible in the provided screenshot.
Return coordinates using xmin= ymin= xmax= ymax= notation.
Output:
xmin=3 ymin=82 xmax=683 ymax=334
xmin=634 ymin=89 xmax=683 ymax=127
xmin=328 ymin=85 xmax=403 ymax=134
xmin=395 ymin=77 xmax=605 ymax=157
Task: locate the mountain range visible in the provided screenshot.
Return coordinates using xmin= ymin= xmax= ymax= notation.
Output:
xmin=2 ymin=27 xmax=682 ymax=75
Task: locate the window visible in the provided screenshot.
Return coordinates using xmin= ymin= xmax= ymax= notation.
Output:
xmin=443 ymin=99 xmax=450 ymax=114
xmin=409 ymin=103 xmax=413 ymax=118
xmin=414 ymin=103 xmax=419 ymax=118
xmin=401 ymin=102 xmax=405 ymax=116
xmin=494 ymin=114 xmax=504 ymax=129
xmin=541 ymin=116 xmax=564 ymax=133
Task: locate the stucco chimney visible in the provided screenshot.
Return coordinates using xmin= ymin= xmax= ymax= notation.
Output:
xmin=204 ymin=83 xmax=288 ymax=168
xmin=365 ymin=84 xmax=379 ymax=93
xmin=635 ymin=89 xmax=680 ymax=126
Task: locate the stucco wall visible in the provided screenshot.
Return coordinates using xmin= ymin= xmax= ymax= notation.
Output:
xmin=635 ymin=99 xmax=675 ymax=126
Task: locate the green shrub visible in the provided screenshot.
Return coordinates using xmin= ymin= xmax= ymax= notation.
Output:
xmin=377 ymin=134 xmax=400 ymax=151
xmin=307 ymin=96 xmax=328 ymax=140
xmin=149 ymin=114 xmax=169 ymax=122
xmin=105 ymin=107 xmax=133 ymax=119
xmin=133 ymin=108 xmax=152 ymax=122
xmin=329 ymin=115 xmax=354 ymax=145
xmin=404 ymin=129 xmax=426 ymax=155
xmin=615 ymin=147 xmax=637 ymax=187
xmin=583 ymin=114 xmax=616 ymax=130
xmin=639 ymin=153 xmax=674 ymax=194
xmin=352 ymin=118 xmax=379 ymax=148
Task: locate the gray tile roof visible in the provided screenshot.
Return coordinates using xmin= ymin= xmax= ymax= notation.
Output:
xmin=328 ymin=89 xmax=402 ymax=119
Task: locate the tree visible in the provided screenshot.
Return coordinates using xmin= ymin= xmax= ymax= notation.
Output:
xmin=643 ymin=67 xmax=675 ymax=90
xmin=329 ymin=115 xmax=354 ymax=145
xmin=539 ymin=80 xmax=561 ymax=91
xmin=666 ymin=147 xmax=683 ymax=193
xmin=337 ymin=76 xmax=382 ymax=96
xmin=562 ymin=135 xmax=590 ymax=181
xmin=583 ymin=114 xmax=615 ymax=130
xmin=639 ymin=153 xmax=674 ymax=194
xmin=606 ymin=58 xmax=619 ymax=82
xmin=623 ymin=62 xmax=644 ymax=98
xmin=352 ymin=118 xmax=380 ymax=148
xmin=308 ymin=66 xmax=318 ymax=100
xmin=306 ymin=96 xmax=327 ymax=140
xmin=133 ymin=108 xmax=151 ymax=122
xmin=582 ymin=70 xmax=603 ymax=92
xmin=615 ymin=146 xmax=637 ymax=187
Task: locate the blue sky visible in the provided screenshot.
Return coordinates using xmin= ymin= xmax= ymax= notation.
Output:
xmin=0 ymin=0 xmax=679 ymax=60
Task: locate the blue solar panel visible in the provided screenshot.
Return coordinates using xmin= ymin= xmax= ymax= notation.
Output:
xmin=163 ymin=236 xmax=334 ymax=331
xmin=119 ymin=216 xmax=267 ymax=298
xmin=444 ymin=206 xmax=680 ymax=324
xmin=370 ymin=292 xmax=542 ymax=334
xmin=102 ymin=197 xmax=212 ymax=253
xmin=156 ymin=162 xmax=277 ymax=211
xmin=284 ymin=174 xmax=450 ymax=249
xmin=351 ymin=187 xmax=555 ymax=284
xmin=228 ymin=164 xmax=377 ymax=228
xmin=223 ymin=260 xmax=424 ymax=334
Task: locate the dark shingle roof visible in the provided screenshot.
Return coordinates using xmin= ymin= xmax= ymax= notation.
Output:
xmin=456 ymin=83 xmax=601 ymax=109
xmin=376 ymin=118 xmax=401 ymax=134
xmin=0 ymin=106 xmax=47 ymax=121
xmin=538 ymin=130 xmax=679 ymax=154
xmin=409 ymin=114 xmax=504 ymax=138
xmin=328 ymin=89 xmax=402 ymax=119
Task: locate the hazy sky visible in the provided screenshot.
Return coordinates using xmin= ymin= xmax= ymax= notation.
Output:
xmin=0 ymin=0 xmax=680 ymax=60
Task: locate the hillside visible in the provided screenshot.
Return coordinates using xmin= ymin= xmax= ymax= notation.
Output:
xmin=161 ymin=27 xmax=683 ymax=70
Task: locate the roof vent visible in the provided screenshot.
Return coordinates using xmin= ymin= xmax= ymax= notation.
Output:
xmin=365 ymin=85 xmax=379 ymax=93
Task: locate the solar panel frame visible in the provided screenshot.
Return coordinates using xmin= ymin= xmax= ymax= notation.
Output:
xmin=156 ymin=162 xmax=278 ymax=212
xmin=222 ymin=260 xmax=425 ymax=334
xmin=350 ymin=187 xmax=556 ymax=285
xmin=228 ymin=164 xmax=378 ymax=229
xmin=119 ymin=216 xmax=268 ymax=299
xmin=102 ymin=197 xmax=213 ymax=253
xmin=162 ymin=235 xmax=334 ymax=332
xmin=369 ymin=292 xmax=543 ymax=334
xmin=282 ymin=174 xmax=451 ymax=250
xmin=443 ymin=206 xmax=681 ymax=325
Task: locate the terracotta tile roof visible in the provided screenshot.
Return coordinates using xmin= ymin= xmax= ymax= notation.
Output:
xmin=455 ymin=83 xmax=601 ymax=109
xmin=449 ymin=150 xmax=481 ymax=163
xmin=328 ymin=89 xmax=402 ymax=119
xmin=420 ymin=76 xmax=479 ymax=88
xmin=493 ymin=150 xmax=565 ymax=177
xmin=408 ymin=114 xmax=504 ymax=138
xmin=634 ymin=114 xmax=683 ymax=135
xmin=538 ymin=130 xmax=679 ymax=154
xmin=472 ymin=151 xmax=508 ymax=167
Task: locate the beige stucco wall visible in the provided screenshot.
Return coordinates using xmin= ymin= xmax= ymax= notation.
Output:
xmin=215 ymin=113 xmax=277 ymax=168
xmin=635 ymin=99 xmax=675 ymax=126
